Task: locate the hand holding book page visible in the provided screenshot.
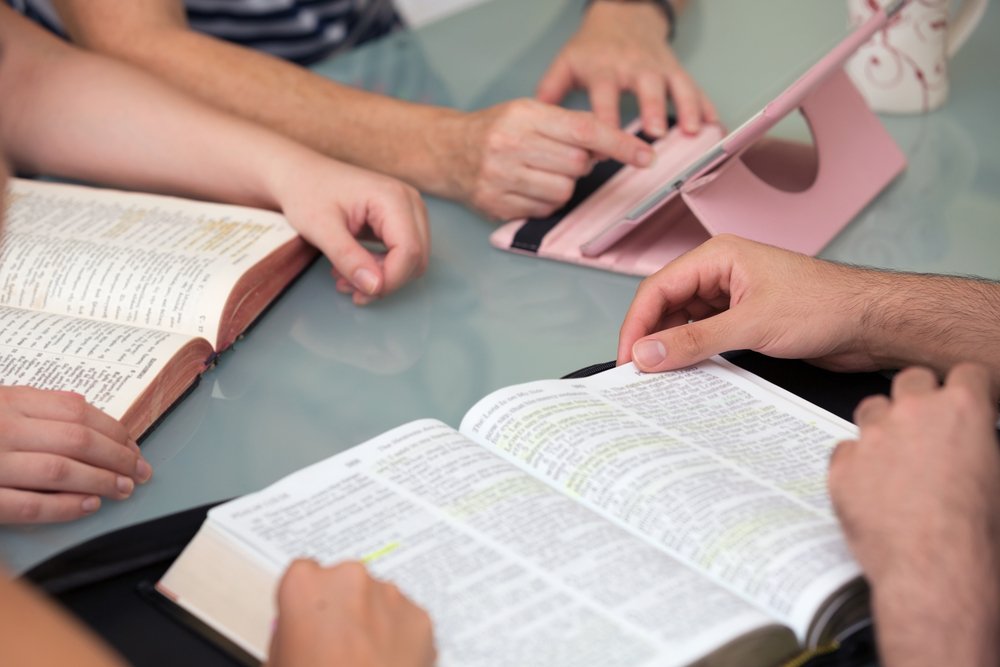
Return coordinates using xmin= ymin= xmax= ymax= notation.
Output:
xmin=269 ymin=560 xmax=437 ymax=667
xmin=159 ymin=358 xmax=866 ymax=667
xmin=618 ymin=236 xmax=1000 ymax=385
xmin=0 ymin=558 xmax=436 ymax=667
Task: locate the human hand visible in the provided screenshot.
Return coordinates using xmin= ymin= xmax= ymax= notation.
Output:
xmin=439 ymin=99 xmax=655 ymax=220
xmin=536 ymin=0 xmax=716 ymax=137
xmin=276 ymin=158 xmax=430 ymax=306
xmin=618 ymin=235 xmax=890 ymax=373
xmin=828 ymin=364 xmax=1000 ymax=666
xmin=267 ymin=560 xmax=436 ymax=667
xmin=0 ymin=386 xmax=151 ymax=524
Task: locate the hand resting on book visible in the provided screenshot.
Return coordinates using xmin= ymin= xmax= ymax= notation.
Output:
xmin=0 ymin=387 xmax=151 ymax=524
xmin=829 ymin=363 xmax=1000 ymax=667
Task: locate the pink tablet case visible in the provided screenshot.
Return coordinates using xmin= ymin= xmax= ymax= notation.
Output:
xmin=491 ymin=20 xmax=908 ymax=276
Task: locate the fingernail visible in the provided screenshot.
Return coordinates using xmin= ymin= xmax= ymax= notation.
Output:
xmin=352 ymin=268 xmax=379 ymax=296
xmin=633 ymin=340 xmax=666 ymax=368
xmin=636 ymin=147 xmax=654 ymax=167
xmin=81 ymin=496 xmax=101 ymax=513
xmin=136 ymin=458 xmax=153 ymax=483
xmin=649 ymin=121 xmax=666 ymax=137
xmin=117 ymin=476 xmax=135 ymax=496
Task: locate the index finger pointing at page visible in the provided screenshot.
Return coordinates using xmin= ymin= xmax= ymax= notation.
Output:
xmin=540 ymin=109 xmax=653 ymax=168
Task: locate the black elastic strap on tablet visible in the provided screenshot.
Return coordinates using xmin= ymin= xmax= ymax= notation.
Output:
xmin=561 ymin=360 xmax=617 ymax=379
xmin=510 ymin=123 xmax=669 ymax=253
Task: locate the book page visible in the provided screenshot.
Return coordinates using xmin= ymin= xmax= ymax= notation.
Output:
xmin=0 ymin=179 xmax=298 ymax=346
xmin=0 ymin=306 xmax=195 ymax=420
xmin=207 ymin=419 xmax=792 ymax=666
xmin=460 ymin=359 xmax=862 ymax=643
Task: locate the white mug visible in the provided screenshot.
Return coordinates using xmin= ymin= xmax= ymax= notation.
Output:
xmin=844 ymin=0 xmax=989 ymax=113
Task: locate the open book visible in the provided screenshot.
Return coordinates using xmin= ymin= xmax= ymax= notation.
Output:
xmin=0 ymin=179 xmax=316 ymax=438
xmin=158 ymin=358 xmax=868 ymax=667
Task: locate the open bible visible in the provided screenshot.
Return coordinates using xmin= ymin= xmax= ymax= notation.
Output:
xmin=0 ymin=179 xmax=316 ymax=438
xmin=158 ymin=358 xmax=868 ymax=667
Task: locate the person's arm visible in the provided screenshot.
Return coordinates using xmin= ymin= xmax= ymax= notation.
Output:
xmin=0 ymin=6 xmax=428 ymax=304
xmin=268 ymin=560 xmax=436 ymax=667
xmin=0 ymin=569 xmax=129 ymax=666
xmin=828 ymin=364 xmax=1000 ymax=666
xmin=48 ymin=0 xmax=655 ymax=221
xmin=536 ymin=0 xmax=717 ymax=136
xmin=617 ymin=235 xmax=1000 ymax=389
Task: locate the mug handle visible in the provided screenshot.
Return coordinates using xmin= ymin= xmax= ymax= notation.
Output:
xmin=948 ymin=0 xmax=989 ymax=57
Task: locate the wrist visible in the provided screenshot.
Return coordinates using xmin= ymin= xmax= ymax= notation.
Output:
xmin=261 ymin=141 xmax=328 ymax=212
xmin=872 ymin=561 xmax=1000 ymax=666
xmin=587 ymin=0 xmax=674 ymax=40
xmin=337 ymin=101 xmax=464 ymax=201
xmin=423 ymin=107 xmax=473 ymax=202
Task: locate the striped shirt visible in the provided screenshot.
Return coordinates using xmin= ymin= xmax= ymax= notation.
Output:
xmin=7 ymin=0 xmax=403 ymax=64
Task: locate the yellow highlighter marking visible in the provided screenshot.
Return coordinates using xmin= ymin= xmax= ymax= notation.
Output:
xmin=362 ymin=542 xmax=401 ymax=564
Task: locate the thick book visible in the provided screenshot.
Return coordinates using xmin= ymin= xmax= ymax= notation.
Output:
xmin=0 ymin=178 xmax=316 ymax=438
xmin=158 ymin=358 xmax=869 ymax=667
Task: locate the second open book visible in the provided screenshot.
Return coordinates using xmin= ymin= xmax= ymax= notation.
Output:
xmin=159 ymin=358 xmax=867 ymax=667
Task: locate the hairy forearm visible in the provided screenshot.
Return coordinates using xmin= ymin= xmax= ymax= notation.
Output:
xmin=853 ymin=269 xmax=1000 ymax=386
xmin=0 ymin=13 xmax=321 ymax=210
xmin=60 ymin=22 xmax=460 ymax=199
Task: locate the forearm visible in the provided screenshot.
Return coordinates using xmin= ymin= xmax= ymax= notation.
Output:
xmin=0 ymin=573 xmax=127 ymax=667
xmin=871 ymin=527 xmax=1000 ymax=666
xmin=854 ymin=270 xmax=1000 ymax=386
xmin=0 ymin=15 xmax=320 ymax=211
xmin=60 ymin=23 xmax=461 ymax=199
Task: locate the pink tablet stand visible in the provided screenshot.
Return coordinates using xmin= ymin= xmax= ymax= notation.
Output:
xmin=490 ymin=69 xmax=907 ymax=277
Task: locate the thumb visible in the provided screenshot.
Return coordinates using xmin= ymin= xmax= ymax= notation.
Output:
xmin=307 ymin=216 xmax=384 ymax=298
xmin=536 ymin=59 xmax=574 ymax=104
xmin=631 ymin=311 xmax=745 ymax=372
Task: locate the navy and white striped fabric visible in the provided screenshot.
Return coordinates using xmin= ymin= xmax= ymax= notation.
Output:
xmin=7 ymin=0 xmax=403 ymax=64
